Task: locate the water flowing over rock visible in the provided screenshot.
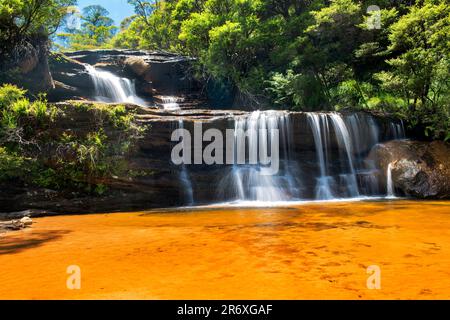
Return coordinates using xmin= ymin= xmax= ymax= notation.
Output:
xmin=85 ymin=65 xmax=147 ymax=105
xmin=219 ymin=111 xmax=300 ymax=202
xmin=159 ymin=109 xmax=405 ymax=205
xmin=386 ymin=163 xmax=396 ymax=198
xmin=65 ymin=49 xmax=200 ymax=96
xmin=0 ymin=102 xmax=414 ymax=213
xmin=47 ymin=50 xmax=206 ymax=107
xmin=176 ymin=120 xmax=195 ymax=205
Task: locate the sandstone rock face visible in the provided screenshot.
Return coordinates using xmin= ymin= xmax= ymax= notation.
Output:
xmin=368 ymin=140 xmax=450 ymax=199
xmin=1 ymin=39 xmax=55 ymax=93
xmin=47 ymin=53 xmax=92 ymax=101
xmin=47 ymin=50 xmax=203 ymax=104
xmin=124 ymin=56 xmax=150 ymax=77
xmin=0 ymin=103 xmax=407 ymax=214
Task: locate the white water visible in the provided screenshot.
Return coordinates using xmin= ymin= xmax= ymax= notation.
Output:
xmin=307 ymin=112 xmax=362 ymax=200
xmin=178 ymin=120 xmax=194 ymax=205
xmin=307 ymin=114 xmax=334 ymax=200
xmin=390 ymin=120 xmax=406 ymax=140
xmin=220 ymin=111 xmax=300 ymax=202
xmin=387 ymin=163 xmax=396 ymax=198
xmin=161 ymin=96 xmax=183 ymax=110
xmin=85 ymin=65 xmax=146 ymax=105
xmin=329 ymin=113 xmax=360 ymax=198
xmin=215 ymin=111 xmax=407 ymax=204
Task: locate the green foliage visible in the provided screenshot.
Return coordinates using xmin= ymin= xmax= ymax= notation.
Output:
xmin=0 ymin=147 xmax=28 ymax=181
xmin=2 ymin=0 xmax=448 ymax=140
xmin=0 ymin=0 xmax=76 ymax=71
xmin=57 ymin=5 xmax=117 ymax=50
xmin=0 ymin=84 xmax=26 ymax=107
xmin=111 ymin=0 xmax=449 ymax=140
xmin=0 ymin=84 xmax=146 ymax=195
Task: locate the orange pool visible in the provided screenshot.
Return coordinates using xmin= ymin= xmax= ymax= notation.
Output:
xmin=0 ymin=200 xmax=449 ymax=299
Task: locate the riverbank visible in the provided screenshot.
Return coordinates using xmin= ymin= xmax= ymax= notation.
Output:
xmin=0 ymin=200 xmax=449 ymax=299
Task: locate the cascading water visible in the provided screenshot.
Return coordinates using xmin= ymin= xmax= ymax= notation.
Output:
xmin=329 ymin=113 xmax=360 ymax=198
xmin=177 ymin=120 xmax=195 ymax=205
xmin=175 ymin=110 xmax=406 ymax=206
xmin=307 ymin=113 xmax=361 ymax=199
xmin=219 ymin=111 xmax=301 ymax=202
xmin=386 ymin=163 xmax=395 ymax=198
xmin=305 ymin=112 xmax=404 ymax=200
xmin=390 ymin=121 xmax=406 ymax=140
xmin=307 ymin=114 xmax=334 ymax=200
xmin=85 ymin=65 xmax=146 ymax=105
xmin=160 ymin=96 xmax=182 ymax=111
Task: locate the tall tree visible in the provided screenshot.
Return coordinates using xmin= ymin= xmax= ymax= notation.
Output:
xmin=58 ymin=5 xmax=117 ymax=50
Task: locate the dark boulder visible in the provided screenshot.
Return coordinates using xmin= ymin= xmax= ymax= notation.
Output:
xmin=368 ymin=140 xmax=450 ymax=199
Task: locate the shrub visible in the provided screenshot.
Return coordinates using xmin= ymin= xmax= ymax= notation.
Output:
xmin=0 ymin=84 xmax=146 ymax=195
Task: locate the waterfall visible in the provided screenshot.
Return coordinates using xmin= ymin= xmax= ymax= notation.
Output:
xmin=307 ymin=113 xmax=362 ymax=199
xmin=390 ymin=120 xmax=406 ymax=140
xmin=220 ymin=111 xmax=300 ymax=202
xmin=329 ymin=113 xmax=360 ymax=198
xmin=173 ymin=110 xmax=407 ymax=205
xmin=307 ymin=114 xmax=334 ymax=200
xmin=386 ymin=163 xmax=395 ymax=198
xmin=85 ymin=65 xmax=146 ymax=105
xmin=160 ymin=96 xmax=182 ymax=111
xmin=177 ymin=120 xmax=194 ymax=205
xmin=305 ymin=112 xmax=409 ymax=200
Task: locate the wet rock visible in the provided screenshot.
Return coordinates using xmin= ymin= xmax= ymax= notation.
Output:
xmin=20 ymin=217 xmax=33 ymax=226
xmin=368 ymin=140 xmax=450 ymax=199
xmin=63 ymin=49 xmax=200 ymax=98
xmin=0 ymin=209 xmax=49 ymax=220
xmin=0 ymin=217 xmax=32 ymax=232
xmin=124 ymin=56 xmax=150 ymax=77
xmin=0 ymin=102 xmax=419 ymax=214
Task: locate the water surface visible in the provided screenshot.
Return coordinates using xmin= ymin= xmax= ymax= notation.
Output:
xmin=0 ymin=200 xmax=449 ymax=299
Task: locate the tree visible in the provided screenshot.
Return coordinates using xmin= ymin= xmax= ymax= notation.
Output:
xmin=375 ymin=1 xmax=449 ymax=139
xmin=81 ymin=5 xmax=114 ymax=30
xmin=58 ymin=5 xmax=117 ymax=50
xmin=110 ymin=0 xmax=450 ymax=139
xmin=128 ymin=0 xmax=156 ymax=25
xmin=0 ymin=0 xmax=75 ymax=65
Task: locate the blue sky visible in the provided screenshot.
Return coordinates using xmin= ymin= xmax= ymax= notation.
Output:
xmin=76 ymin=0 xmax=135 ymax=26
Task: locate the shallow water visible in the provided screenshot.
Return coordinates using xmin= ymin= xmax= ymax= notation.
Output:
xmin=0 ymin=200 xmax=449 ymax=299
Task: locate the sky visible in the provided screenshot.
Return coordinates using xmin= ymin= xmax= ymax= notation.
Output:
xmin=76 ymin=0 xmax=136 ymax=26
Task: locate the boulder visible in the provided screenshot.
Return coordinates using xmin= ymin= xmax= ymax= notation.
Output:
xmin=20 ymin=217 xmax=33 ymax=226
xmin=0 ymin=217 xmax=32 ymax=232
xmin=368 ymin=140 xmax=450 ymax=199
xmin=124 ymin=56 xmax=150 ymax=77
